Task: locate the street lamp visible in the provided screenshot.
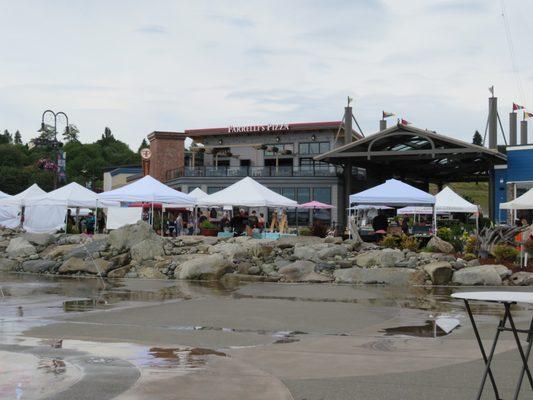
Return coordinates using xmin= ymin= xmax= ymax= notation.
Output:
xmin=36 ymin=110 xmax=70 ymax=189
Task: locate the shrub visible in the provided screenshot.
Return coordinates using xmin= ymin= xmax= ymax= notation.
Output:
xmin=463 ymin=253 xmax=477 ymax=261
xmin=492 ymin=244 xmax=518 ymax=263
xmin=299 ymin=227 xmax=312 ymax=236
xmin=464 ymin=235 xmax=477 ymax=254
xmin=420 ymin=245 xmax=437 ymax=253
xmin=380 ymin=234 xmax=400 ymax=249
xmin=400 ymin=234 xmax=419 ymax=251
xmin=437 ymin=227 xmax=453 ymax=243
xmin=200 ymin=220 xmax=218 ymax=230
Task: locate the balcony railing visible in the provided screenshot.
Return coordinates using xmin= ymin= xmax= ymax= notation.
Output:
xmin=166 ymin=165 xmax=341 ymax=180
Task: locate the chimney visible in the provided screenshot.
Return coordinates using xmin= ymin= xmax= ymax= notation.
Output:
xmin=379 ymin=119 xmax=387 ymax=131
xmin=509 ymin=112 xmax=517 ymax=145
xmin=488 ymin=96 xmax=498 ymax=149
xmin=521 ymin=120 xmax=528 ymax=145
xmin=147 ymin=131 xmax=185 ymax=182
xmin=344 ymin=106 xmax=353 ymax=145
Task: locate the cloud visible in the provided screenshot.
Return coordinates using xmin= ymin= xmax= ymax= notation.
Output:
xmin=136 ymin=25 xmax=168 ymax=34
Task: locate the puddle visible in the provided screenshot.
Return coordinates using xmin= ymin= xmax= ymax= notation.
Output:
xmin=63 ymin=299 xmax=108 ymax=312
xmin=382 ymin=320 xmax=457 ymax=338
xmin=135 ymin=347 xmax=226 ymax=370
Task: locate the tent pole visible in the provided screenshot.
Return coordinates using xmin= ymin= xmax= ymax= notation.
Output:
xmin=95 ymin=201 xmax=99 ymax=234
xmin=151 ymin=202 xmax=154 ymax=229
xmin=432 ymin=205 xmax=437 ymax=236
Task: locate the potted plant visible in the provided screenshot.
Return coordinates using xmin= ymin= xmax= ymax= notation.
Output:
xmin=200 ymin=220 xmax=219 ymax=236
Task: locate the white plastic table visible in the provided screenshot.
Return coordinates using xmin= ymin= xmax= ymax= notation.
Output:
xmin=452 ymin=291 xmax=533 ymax=400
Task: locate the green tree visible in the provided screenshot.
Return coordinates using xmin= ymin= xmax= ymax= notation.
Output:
xmin=14 ymin=130 xmax=22 ymax=145
xmin=0 ymin=129 xmax=12 ymax=144
xmin=138 ymin=138 xmax=149 ymax=152
xmin=99 ymin=127 xmax=115 ymax=146
xmin=472 ymin=130 xmax=483 ymax=146
xmin=62 ymin=124 xmax=80 ymax=142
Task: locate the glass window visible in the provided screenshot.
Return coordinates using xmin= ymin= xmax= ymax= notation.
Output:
xmin=282 ymin=187 xmax=296 ymax=201
xmin=270 ymin=187 xmax=282 ymax=194
xmin=207 ymin=186 xmax=224 ymax=194
xmin=299 ymin=143 xmax=309 ymax=155
xmin=309 ymin=142 xmax=320 ymax=154
xmin=319 ymin=141 xmax=330 ymax=153
xmin=313 ymin=187 xmax=331 ymax=204
xmin=297 ymin=187 xmax=310 ymax=203
xmin=264 ymin=143 xmax=294 ymax=156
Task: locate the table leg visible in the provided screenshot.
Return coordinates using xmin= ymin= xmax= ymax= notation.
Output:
xmin=464 ymin=299 xmax=503 ymax=400
xmin=512 ymin=315 xmax=533 ymax=400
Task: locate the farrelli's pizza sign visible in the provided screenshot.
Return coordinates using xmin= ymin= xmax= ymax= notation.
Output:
xmin=227 ymin=124 xmax=290 ymax=133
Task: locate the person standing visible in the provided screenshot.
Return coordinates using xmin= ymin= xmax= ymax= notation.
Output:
xmin=175 ymin=213 xmax=183 ymax=236
xmin=86 ymin=212 xmax=95 ymax=235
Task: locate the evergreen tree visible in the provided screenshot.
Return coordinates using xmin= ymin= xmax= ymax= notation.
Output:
xmin=138 ymin=138 xmax=149 ymax=152
xmin=14 ymin=130 xmax=22 ymax=145
xmin=0 ymin=129 xmax=12 ymax=144
xmin=99 ymin=127 xmax=115 ymax=145
xmin=62 ymin=124 xmax=79 ymax=142
xmin=472 ymin=130 xmax=483 ymax=146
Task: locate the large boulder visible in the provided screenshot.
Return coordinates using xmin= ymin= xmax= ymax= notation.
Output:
xmin=334 ymin=267 xmax=416 ymax=285
xmin=355 ymin=249 xmax=404 ymax=268
xmin=174 ymin=254 xmax=234 ymax=280
xmin=22 ymin=232 xmax=56 ymax=247
xmin=63 ymin=240 xmax=108 ymax=260
xmin=43 ymin=244 xmax=79 ymax=260
xmin=427 ymin=236 xmax=454 ymax=254
xmin=510 ymin=272 xmax=533 ymax=286
xmin=130 ymin=238 xmax=165 ymax=262
xmin=452 ymin=265 xmax=502 ymax=286
xmin=108 ymin=220 xmax=157 ymax=250
xmin=107 ymin=264 xmax=132 ymax=278
xmin=484 ymin=264 xmax=511 ymax=279
xmin=208 ymin=242 xmax=248 ymax=260
xmin=58 ymin=257 xmax=111 ymax=275
xmin=137 ymin=266 xmax=167 ymax=279
xmin=6 ymin=237 xmax=36 ymax=258
xmin=316 ymin=245 xmax=348 ymax=260
xmin=423 ymin=261 xmax=453 ymax=285
xmin=0 ymin=258 xmax=18 ymax=271
xmin=278 ymin=260 xmax=332 ymax=283
xmin=21 ymin=260 xmax=58 ymax=273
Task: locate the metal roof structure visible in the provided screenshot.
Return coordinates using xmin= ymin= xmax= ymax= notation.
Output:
xmin=315 ymin=123 xmax=507 ymax=183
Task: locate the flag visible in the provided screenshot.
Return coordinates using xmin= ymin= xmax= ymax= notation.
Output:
xmin=401 ymin=118 xmax=411 ymax=125
xmin=382 ymin=111 xmax=395 ymax=119
xmin=524 ymin=111 xmax=533 ymax=119
xmin=489 ymin=85 xmax=494 ymax=96
xmin=513 ymin=103 xmax=524 ymax=111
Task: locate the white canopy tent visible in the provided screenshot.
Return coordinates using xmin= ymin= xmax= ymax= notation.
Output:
xmin=98 ymin=175 xmax=195 ymax=205
xmin=196 ymin=177 xmax=298 ymax=208
xmin=500 ymin=187 xmax=533 ymax=210
xmin=0 ymin=190 xmax=18 ymax=229
xmin=0 ymin=190 xmax=10 ymax=199
xmin=28 ymin=182 xmax=118 ymax=208
xmin=0 ymin=184 xmax=46 ymax=207
xmin=189 ymin=187 xmax=208 ymax=200
xmin=397 ymin=187 xmax=478 ymax=215
xmin=349 ymin=179 xmax=436 ymax=234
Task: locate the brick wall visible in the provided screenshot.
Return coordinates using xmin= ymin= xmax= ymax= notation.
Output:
xmin=147 ymin=131 xmax=185 ymax=182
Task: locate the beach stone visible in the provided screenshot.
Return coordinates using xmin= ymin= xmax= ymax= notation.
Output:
xmin=58 ymin=257 xmax=111 ymax=275
xmin=130 ymin=238 xmax=165 ymax=262
xmin=137 ymin=266 xmax=167 ymax=279
xmin=201 ymin=236 xmax=219 ymax=246
xmin=510 ymin=272 xmax=533 ymax=286
xmin=467 ymin=259 xmax=481 ymax=267
xmin=22 ymin=232 xmax=56 ymax=247
xmin=107 ymin=264 xmax=132 ymax=278
xmin=6 ymin=237 xmax=36 ymax=258
xmin=109 ymin=253 xmax=130 ymax=268
xmin=484 ymin=264 xmax=511 ymax=279
xmin=316 ymin=245 xmax=348 ymax=260
xmin=63 ymin=240 xmax=107 ymax=260
xmin=324 ymin=236 xmax=343 ymax=244
xmin=208 ymin=242 xmax=248 ymax=260
xmin=174 ymin=253 xmax=234 ymax=280
xmin=315 ymin=262 xmax=336 ymax=273
xmin=334 ymin=267 xmax=416 ymax=285
xmin=0 ymin=258 xmax=18 ymax=271
xmin=21 ymin=260 xmax=58 ymax=273
xmin=278 ymin=260 xmax=331 ymax=283
xmin=108 ymin=220 xmax=156 ymax=250
xmin=452 ymin=266 xmax=502 ymax=286
xmin=427 ymin=236 xmax=454 ymax=253
xmin=423 ymin=261 xmax=453 ymax=285
xmin=179 ymin=236 xmax=204 ymax=246
xmin=355 ymin=248 xmax=404 ymax=268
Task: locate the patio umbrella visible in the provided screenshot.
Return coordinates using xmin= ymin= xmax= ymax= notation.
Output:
xmin=298 ymin=201 xmax=334 ymax=209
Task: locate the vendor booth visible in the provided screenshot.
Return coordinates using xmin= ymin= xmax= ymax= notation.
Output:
xmin=0 ymin=184 xmax=49 ymax=232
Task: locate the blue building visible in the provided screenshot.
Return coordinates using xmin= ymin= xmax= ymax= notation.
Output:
xmin=493 ymin=145 xmax=533 ymax=223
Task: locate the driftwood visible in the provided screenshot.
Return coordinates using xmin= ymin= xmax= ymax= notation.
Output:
xmin=476 ymin=225 xmax=526 ymax=256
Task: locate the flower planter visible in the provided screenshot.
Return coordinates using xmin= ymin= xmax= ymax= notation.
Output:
xmin=200 ymin=228 xmax=219 ymax=237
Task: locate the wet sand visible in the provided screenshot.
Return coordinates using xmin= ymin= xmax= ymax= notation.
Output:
xmin=1 ymin=272 xmax=532 ymax=399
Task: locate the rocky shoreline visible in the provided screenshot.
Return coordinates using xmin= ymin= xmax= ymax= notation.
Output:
xmin=1 ymin=221 xmax=532 ymax=286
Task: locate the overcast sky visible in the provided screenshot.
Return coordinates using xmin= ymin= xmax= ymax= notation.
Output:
xmin=0 ymin=0 xmax=532 ymax=150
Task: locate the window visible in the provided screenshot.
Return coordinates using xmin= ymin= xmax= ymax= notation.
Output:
xmin=319 ymin=142 xmax=330 ymax=153
xmin=207 ymin=186 xmax=224 ymax=194
xmin=264 ymin=143 xmax=294 ymax=156
xmin=298 ymin=141 xmax=330 ymax=155
xmin=282 ymin=187 xmax=296 ymax=201
xmin=313 ymin=187 xmax=331 ymax=204
xmin=297 ymin=187 xmax=310 ymax=203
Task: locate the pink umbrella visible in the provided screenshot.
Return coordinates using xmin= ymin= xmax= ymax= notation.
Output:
xmin=298 ymin=201 xmax=334 ymax=209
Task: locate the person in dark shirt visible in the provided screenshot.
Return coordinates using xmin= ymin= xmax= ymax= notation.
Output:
xmin=372 ymin=213 xmax=388 ymax=232
xmin=248 ymin=210 xmax=258 ymax=229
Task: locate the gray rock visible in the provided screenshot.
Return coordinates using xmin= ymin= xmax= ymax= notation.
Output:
xmin=261 ymin=263 xmax=279 ymax=277
xmin=451 ymin=260 xmax=467 ymax=270
xmin=467 ymin=259 xmax=481 ymax=267
xmin=315 ymin=262 xmax=336 ymax=273
xmin=107 ymin=264 xmax=132 ymax=278
xmin=355 ymin=248 xmax=404 ymax=268
xmin=137 ymin=266 xmax=167 ymax=279
xmin=208 ymin=242 xmax=248 ymax=260
xmin=316 ymin=245 xmax=348 ymax=260
xmin=6 ymin=237 xmax=36 ymax=258
xmin=175 ymin=253 xmax=234 ymax=280
xmin=483 ymin=264 xmax=511 ymax=279
xmin=58 ymin=257 xmax=111 ymax=275
xmin=130 ymin=239 xmax=165 ymax=262
xmin=324 ymin=236 xmax=343 ymax=244
xmin=279 ymin=260 xmax=331 ymax=283
xmin=108 ymin=220 xmax=157 ymax=250
xmin=0 ymin=258 xmax=18 ymax=271
xmin=63 ymin=240 xmax=108 ymax=261
xmin=427 ymin=236 xmax=454 ymax=254
xmin=452 ymin=266 xmax=503 ymax=286
xmin=21 ymin=260 xmax=58 ymax=273
xmin=334 ymin=267 xmax=417 ymax=285
xmin=202 ymin=236 xmax=219 ymax=246
xmin=22 ymin=232 xmax=56 ymax=246
xmin=248 ymin=265 xmax=261 ymax=275
xmin=423 ymin=261 xmax=453 ymax=285
xmin=510 ymin=272 xmax=533 ymax=286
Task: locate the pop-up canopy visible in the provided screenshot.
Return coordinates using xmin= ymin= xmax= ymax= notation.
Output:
xmin=189 ymin=187 xmax=208 ymax=200
xmin=28 ymin=182 xmax=118 ymax=208
xmin=398 ymin=186 xmax=478 ymax=214
xmin=349 ymin=179 xmax=435 ymax=207
xmin=0 ymin=184 xmax=46 ymax=207
xmin=500 ymin=187 xmax=533 ymax=210
xmin=0 ymin=190 xmax=10 ymax=199
xmin=98 ymin=175 xmax=195 ymax=205
xmin=197 ymin=177 xmax=297 ymax=208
